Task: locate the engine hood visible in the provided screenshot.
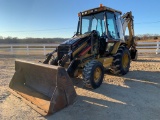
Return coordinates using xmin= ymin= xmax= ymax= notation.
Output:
xmin=61 ymin=33 xmax=90 ymax=45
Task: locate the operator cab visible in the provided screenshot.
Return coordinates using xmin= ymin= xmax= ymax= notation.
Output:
xmin=76 ymin=4 xmax=125 ymax=56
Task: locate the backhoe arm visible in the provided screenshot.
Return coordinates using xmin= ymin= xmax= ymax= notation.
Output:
xmin=122 ymin=12 xmax=136 ymax=49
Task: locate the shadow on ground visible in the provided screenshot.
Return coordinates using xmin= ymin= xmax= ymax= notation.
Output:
xmin=135 ymin=59 xmax=160 ymax=62
xmin=46 ymin=70 xmax=160 ymax=120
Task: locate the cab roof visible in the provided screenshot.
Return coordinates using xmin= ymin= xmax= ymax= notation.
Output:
xmin=78 ymin=5 xmax=122 ymax=16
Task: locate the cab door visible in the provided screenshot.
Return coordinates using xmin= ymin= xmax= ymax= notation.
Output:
xmin=106 ymin=11 xmax=120 ymax=54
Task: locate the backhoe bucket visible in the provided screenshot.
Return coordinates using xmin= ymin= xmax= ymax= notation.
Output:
xmin=9 ymin=60 xmax=77 ymax=116
xmin=130 ymin=49 xmax=138 ymax=61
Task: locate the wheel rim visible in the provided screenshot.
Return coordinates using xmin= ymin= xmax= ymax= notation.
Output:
xmin=122 ymin=53 xmax=129 ymax=69
xmin=94 ymin=67 xmax=102 ymax=83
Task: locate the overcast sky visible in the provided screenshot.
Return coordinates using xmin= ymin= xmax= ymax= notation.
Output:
xmin=0 ymin=0 xmax=160 ymax=38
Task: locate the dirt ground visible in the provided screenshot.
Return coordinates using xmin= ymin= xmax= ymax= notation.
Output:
xmin=0 ymin=53 xmax=160 ymax=120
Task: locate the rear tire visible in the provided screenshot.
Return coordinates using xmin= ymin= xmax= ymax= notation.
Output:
xmin=82 ymin=60 xmax=104 ymax=89
xmin=111 ymin=46 xmax=131 ymax=75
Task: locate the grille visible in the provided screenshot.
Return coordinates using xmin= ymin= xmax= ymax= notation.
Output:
xmin=58 ymin=45 xmax=71 ymax=60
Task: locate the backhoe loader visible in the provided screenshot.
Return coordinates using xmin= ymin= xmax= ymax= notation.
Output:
xmin=9 ymin=4 xmax=137 ymax=115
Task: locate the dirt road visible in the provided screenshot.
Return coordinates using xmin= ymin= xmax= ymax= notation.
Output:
xmin=0 ymin=54 xmax=160 ymax=120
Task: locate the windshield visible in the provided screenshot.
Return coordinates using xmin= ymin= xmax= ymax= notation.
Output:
xmin=80 ymin=12 xmax=106 ymax=36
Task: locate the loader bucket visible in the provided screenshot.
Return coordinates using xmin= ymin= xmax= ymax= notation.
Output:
xmin=9 ymin=60 xmax=77 ymax=116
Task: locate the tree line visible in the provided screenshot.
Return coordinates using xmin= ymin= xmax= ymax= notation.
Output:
xmin=0 ymin=34 xmax=159 ymax=44
xmin=0 ymin=36 xmax=67 ymax=44
xmin=135 ymin=34 xmax=160 ymax=40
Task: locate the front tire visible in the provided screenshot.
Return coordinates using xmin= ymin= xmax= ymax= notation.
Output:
xmin=82 ymin=60 xmax=104 ymax=89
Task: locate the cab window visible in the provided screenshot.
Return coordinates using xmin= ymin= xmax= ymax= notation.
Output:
xmin=106 ymin=12 xmax=119 ymax=39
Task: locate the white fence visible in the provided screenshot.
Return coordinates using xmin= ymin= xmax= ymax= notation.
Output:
xmin=0 ymin=44 xmax=59 ymax=55
xmin=0 ymin=41 xmax=159 ymax=55
xmin=137 ymin=41 xmax=160 ymax=54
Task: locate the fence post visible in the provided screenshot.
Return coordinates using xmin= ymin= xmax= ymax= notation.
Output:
xmin=156 ymin=41 xmax=159 ymax=54
xmin=43 ymin=45 xmax=46 ymax=55
xmin=10 ymin=45 xmax=13 ymax=54
xmin=26 ymin=44 xmax=29 ymax=55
